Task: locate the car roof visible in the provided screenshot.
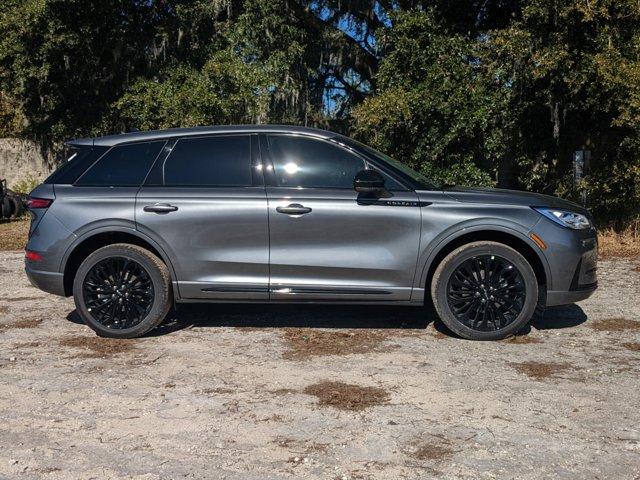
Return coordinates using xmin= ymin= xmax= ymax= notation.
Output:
xmin=67 ymin=125 xmax=338 ymax=148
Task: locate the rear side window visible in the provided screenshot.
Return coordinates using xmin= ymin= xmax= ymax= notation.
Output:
xmin=266 ymin=135 xmax=365 ymax=189
xmin=163 ymin=135 xmax=252 ymax=187
xmin=44 ymin=146 xmax=109 ymax=185
xmin=76 ymin=141 xmax=165 ymax=186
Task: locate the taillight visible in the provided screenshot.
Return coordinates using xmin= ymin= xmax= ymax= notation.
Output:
xmin=25 ymin=250 xmax=43 ymax=261
xmin=26 ymin=197 xmax=53 ymax=209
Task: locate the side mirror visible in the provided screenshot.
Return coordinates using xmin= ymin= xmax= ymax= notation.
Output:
xmin=354 ymin=169 xmax=386 ymax=194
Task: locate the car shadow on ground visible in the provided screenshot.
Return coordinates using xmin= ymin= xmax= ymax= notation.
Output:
xmin=65 ymin=303 xmax=588 ymax=338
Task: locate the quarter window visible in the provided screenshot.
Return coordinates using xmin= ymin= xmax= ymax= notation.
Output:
xmin=266 ymin=135 xmax=365 ymax=189
xmin=76 ymin=141 xmax=165 ymax=186
xmin=163 ymin=136 xmax=252 ymax=187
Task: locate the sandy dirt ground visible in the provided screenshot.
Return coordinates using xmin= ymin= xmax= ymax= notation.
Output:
xmin=0 ymin=250 xmax=639 ymax=480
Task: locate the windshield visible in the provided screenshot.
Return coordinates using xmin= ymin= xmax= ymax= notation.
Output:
xmin=338 ymin=137 xmax=440 ymax=190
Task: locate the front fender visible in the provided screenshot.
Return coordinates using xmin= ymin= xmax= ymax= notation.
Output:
xmin=415 ymin=218 xmax=551 ymax=295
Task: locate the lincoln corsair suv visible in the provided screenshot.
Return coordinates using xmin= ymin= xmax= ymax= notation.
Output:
xmin=24 ymin=125 xmax=598 ymax=340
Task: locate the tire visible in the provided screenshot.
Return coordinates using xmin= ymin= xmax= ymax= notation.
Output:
xmin=73 ymin=243 xmax=172 ymax=338
xmin=431 ymin=241 xmax=539 ymax=341
xmin=8 ymin=195 xmax=24 ymax=218
xmin=1 ymin=197 xmax=10 ymax=219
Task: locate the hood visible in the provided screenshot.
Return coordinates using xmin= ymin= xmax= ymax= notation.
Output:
xmin=442 ymin=186 xmax=588 ymax=214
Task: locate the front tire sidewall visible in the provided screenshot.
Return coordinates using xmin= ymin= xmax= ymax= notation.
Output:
xmin=432 ymin=242 xmax=538 ymax=341
xmin=73 ymin=245 xmax=171 ymax=338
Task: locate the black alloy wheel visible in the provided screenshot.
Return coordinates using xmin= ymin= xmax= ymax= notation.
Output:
xmin=83 ymin=257 xmax=154 ymax=329
xmin=431 ymin=241 xmax=539 ymax=340
xmin=73 ymin=244 xmax=172 ymax=338
xmin=446 ymin=255 xmax=525 ymax=331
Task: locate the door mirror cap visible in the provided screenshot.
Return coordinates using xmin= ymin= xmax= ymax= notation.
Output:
xmin=354 ymin=169 xmax=386 ymax=194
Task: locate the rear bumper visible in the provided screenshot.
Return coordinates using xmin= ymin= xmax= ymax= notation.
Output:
xmin=25 ymin=265 xmax=66 ymax=297
xmin=546 ymin=283 xmax=597 ymax=307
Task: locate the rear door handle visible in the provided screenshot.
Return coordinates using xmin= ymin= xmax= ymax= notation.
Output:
xmin=143 ymin=203 xmax=178 ymax=213
xmin=276 ymin=203 xmax=312 ymax=215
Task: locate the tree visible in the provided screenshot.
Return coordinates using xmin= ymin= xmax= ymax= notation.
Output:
xmin=0 ymin=0 xmax=639 ymax=222
xmin=353 ymin=9 xmax=498 ymax=186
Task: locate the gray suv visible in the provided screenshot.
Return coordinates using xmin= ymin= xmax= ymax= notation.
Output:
xmin=25 ymin=125 xmax=597 ymax=340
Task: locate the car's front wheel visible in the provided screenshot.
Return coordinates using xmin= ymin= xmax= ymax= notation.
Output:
xmin=431 ymin=241 xmax=539 ymax=340
xmin=73 ymin=243 xmax=172 ymax=338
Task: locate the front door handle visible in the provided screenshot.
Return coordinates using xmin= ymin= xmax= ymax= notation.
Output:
xmin=143 ymin=203 xmax=178 ymax=213
xmin=276 ymin=203 xmax=312 ymax=215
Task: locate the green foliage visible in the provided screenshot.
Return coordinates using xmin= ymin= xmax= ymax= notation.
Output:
xmin=11 ymin=175 xmax=40 ymax=194
xmin=113 ymin=50 xmax=271 ymax=130
xmin=353 ymin=10 xmax=498 ymax=187
xmin=0 ymin=0 xmax=639 ymax=223
xmin=0 ymin=0 xmax=165 ymax=144
xmin=355 ymin=2 xmax=640 ymax=221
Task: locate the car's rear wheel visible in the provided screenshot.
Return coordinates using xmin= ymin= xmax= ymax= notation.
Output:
xmin=431 ymin=241 xmax=538 ymax=340
xmin=73 ymin=243 xmax=172 ymax=338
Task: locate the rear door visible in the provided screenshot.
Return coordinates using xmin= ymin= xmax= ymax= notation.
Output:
xmin=262 ymin=134 xmax=422 ymax=302
xmin=135 ymin=134 xmax=269 ymax=300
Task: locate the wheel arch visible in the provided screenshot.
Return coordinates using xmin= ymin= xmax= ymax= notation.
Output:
xmin=419 ymin=226 xmax=550 ymax=299
xmin=61 ymin=227 xmax=177 ymax=297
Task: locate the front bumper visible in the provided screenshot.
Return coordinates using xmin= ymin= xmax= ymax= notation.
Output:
xmin=546 ymin=284 xmax=597 ymax=307
xmin=25 ymin=264 xmax=66 ymax=297
xmin=531 ymin=217 xmax=598 ymax=306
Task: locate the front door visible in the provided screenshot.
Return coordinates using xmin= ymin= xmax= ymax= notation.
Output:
xmin=136 ymin=134 xmax=269 ymax=300
xmin=261 ymin=134 xmax=422 ymax=302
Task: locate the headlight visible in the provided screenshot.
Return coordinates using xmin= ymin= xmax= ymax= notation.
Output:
xmin=533 ymin=207 xmax=591 ymax=229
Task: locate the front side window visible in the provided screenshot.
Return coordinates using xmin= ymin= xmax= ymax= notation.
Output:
xmin=163 ymin=135 xmax=252 ymax=187
xmin=266 ymin=135 xmax=365 ymax=189
xmin=76 ymin=141 xmax=165 ymax=186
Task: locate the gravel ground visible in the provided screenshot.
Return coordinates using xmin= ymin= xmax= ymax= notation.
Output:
xmin=0 ymin=251 xmax=639 ymax=480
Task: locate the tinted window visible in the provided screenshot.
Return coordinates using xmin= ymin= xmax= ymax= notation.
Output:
xmin=267 ymin=135 xmax=365 ymax=189
xmin=45 ymin=146 xmax=109 ymax=184
xmin=164 ymin=136 xmax=252 ymax=187
xmin=76 ymin=141 xmax=165 ymax=186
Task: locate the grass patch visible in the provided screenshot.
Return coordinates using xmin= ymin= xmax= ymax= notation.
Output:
xmin=282 ymin=328 xmax=406 ymax=360
xmin=410 ymin=441 xmax=454 ymax=462
xmin=510 ymin=361 xmax=572 ymax=380
xmin=303 ymin=381 xmax=390 ymax=411
xmin=598 ymin=225 xmax=640 ymax=259
xmin=200 ymin=387 xmax=235 ymax=395
xmin=0 ymin=218 xmax=29 ymax=251
xmin=282 ymin=328 xmax=400 ymax=360
xmin=0 ymin=317 xmax=42 ymax=331
xmin=58 ymin=335 xmax=138 ymax=358
xmin=588 ymin=317 xmax=640 ymax=332
xmin=622 ymin=342 xmax=640 ymax=352
xmin=504 ymin=334 xmax=543 ymax=344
